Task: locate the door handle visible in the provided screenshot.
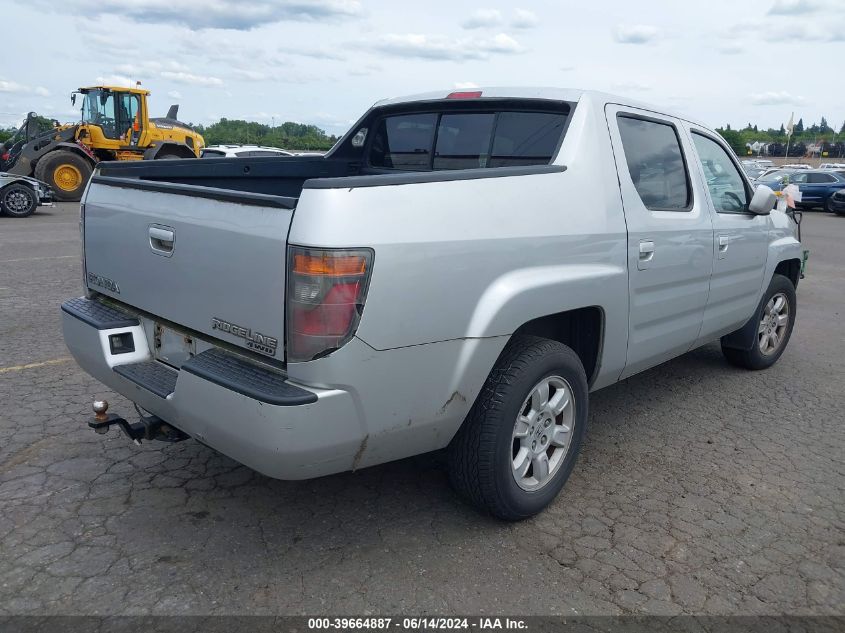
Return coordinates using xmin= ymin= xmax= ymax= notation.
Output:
xmin=149 ymin=225 xmax=175 ymax=257
xmin=718 ymin=234 xmax=730 ymax=259
xmin=638 ymin=239 xmax=655 ymax=270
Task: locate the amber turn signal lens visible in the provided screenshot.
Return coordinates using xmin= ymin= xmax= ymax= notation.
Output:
xmin=292 ymin=253 xmax=367 ymax=276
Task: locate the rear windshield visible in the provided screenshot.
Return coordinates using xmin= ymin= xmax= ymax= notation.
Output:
xmin=368 ymin=109 xmax=568 ymax=171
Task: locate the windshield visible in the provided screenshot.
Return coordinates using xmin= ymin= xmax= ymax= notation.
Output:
xmin=80 ymin=89 xmax=139 ymax=140
xmin=760 ymin=170 xmax=790 ymax=182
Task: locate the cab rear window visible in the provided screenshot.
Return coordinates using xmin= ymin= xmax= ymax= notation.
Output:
xmin=368 ymin=109 xmax=568 ymax=171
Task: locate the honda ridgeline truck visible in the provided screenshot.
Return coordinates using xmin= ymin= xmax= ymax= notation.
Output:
xmin=62 ymin=88 xmax=802 ymax=520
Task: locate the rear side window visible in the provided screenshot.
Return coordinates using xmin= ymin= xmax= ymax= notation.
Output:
xmin=617 ymin=115 xmax=690 ymax=211
xmin=808 ymin=172 xmax=836 ymax=183
xmin=368 ymin=109 xmax=567 ymax=171
xmin=369 ymin=113 xmax=437 ymax=170
xmin=201 ymin=150 xmax=226 ymax=158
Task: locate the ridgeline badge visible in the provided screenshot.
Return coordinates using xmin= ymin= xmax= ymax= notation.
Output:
xmin=211 ymin=317 xmax=278 ymax=357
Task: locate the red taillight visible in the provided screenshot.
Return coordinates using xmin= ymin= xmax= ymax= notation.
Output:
xmin=446 ymin=91 xmax=482 ymax=99
xmin=286 ymin=246 xmax=374 ymax=362
xmin=1 ymin=152 xmax=9 ymax=161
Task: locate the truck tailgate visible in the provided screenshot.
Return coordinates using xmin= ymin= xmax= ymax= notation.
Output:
xmin=83 ymin=176 xmax=294 ymax=361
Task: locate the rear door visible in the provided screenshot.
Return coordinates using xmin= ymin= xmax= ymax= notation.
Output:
xmin=683 ymin=127 xmax=768 ymax=345
xmin=801 ymin=171 xmax=840 ymax=206
xmin=606 ymin=105 xmax=714 ymax=378
xmin=83 ymin=177 xmax=293 ymax=361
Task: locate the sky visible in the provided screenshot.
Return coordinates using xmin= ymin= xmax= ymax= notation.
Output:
xmin=2 ymin=0 xmax=844 ymax=136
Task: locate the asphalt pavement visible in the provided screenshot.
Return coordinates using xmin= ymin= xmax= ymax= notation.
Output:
xmin=0 ymin=203 xmax=843 ymax=615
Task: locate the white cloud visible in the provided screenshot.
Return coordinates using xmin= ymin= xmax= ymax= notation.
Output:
xmin=95 ymin=74 xmax=136 ymax=87
xmin=160 ymin=71 xmax=224 ymax=86
xmin=115 ymin=60 xmax=190 ymax=77
xmin=370 ymin=32 xmax=524 ymax=61
xmin=719 ymin=43 xmax=745 ymax=55
xmin=230 ymin=69 xmax=271 ymax=81
xmin=30 ymin=0 xmax=363 ymax=30
xmin=461 ymin=9 xmax=503 ymax=29
xmin=613 ymin=24 xmax=660 ymax=44
xmin=750 ymin=91 xmax=806 ymax=106
xmin=768 ymin=0 xmax=823 ymax=15
xmin=0 ymin=79 xmax=51 ymax=97
xmin=167 ymin=90 xmax=183 ymax=99
xmin=612 ymin=80 xmax=652 ymax=93
xmin=511 ymin=8 xmax=539 ymax=29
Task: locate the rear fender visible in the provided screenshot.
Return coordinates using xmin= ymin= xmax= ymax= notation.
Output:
xmin=464 ymin=263 xmax=627 ymax=390
xmin=143 ymin=142 xmax=196 ymax=160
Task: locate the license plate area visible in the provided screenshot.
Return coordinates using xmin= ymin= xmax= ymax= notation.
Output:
xmin=153 ymin=323 xmax=196 ymax=369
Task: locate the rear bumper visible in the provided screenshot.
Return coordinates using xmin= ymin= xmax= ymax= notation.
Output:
xmin=61 ymin=297 xmax=363 ymax=480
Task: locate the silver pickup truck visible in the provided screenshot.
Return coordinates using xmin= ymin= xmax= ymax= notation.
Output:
xmin=61 ymin=88 xmax=802 ymax=520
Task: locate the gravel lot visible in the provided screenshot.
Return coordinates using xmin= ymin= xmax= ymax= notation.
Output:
xmin=1 ymin=203 xmax=843 ymax=616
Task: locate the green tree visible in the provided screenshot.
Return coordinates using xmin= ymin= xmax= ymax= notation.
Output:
xmin=717 ymin=128 xmax=745 ymax=155
xmin=820 ymin=116 xmax=832 ymax=134
xmin=795 ymin=118 xmax=804 ymax=133
xmin=195 ymin=118 xmax=337 ymax=151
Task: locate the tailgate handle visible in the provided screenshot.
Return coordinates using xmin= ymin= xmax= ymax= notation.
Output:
xmin=149 ymin=225 xmax=175 ymax=257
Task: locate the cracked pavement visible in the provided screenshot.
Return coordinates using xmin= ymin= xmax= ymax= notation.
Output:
xmin=0 ymin=203 xmax=843 ymax=616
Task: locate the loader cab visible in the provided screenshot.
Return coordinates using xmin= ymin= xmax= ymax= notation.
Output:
xmin=76 ymin=87 xmax=147 ymax=146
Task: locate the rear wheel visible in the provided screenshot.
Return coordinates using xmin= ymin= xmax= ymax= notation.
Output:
xmin=448 ymin=336 xmax=589 ymax=521
xmin=721 ymin=274 xmax=796 ymax=370
xmin=36 ymin=150 xmax=92 ymax=202
xmin=1 ymin=183 xmax=37 ymax=217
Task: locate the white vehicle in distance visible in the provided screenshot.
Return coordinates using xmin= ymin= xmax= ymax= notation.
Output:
xmin=200 ymin=144 xmax=295 ymax=158
xmin=819 ymin=163 xmax=845 ymax=170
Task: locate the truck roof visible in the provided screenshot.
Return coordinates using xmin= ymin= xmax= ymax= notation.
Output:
xmin=373 ymin=87 xmax=705 ymax=129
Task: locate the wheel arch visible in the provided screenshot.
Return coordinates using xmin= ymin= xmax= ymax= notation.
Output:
xmin=774 ymin=258 xmax=801 ymax=289
xmin=722 ymin=262 xmax=799 ymax=351
xmin=143 ymin=141 xmax=196 ymax=160
xmin=511 ymin=306 xmax=605 ymax=387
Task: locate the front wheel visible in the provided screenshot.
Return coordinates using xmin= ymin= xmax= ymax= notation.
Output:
xmin=1 ymin=183 xmax=37 ymax=217
xmin=448 ymin=336 xmax=589 ymax=521
xmin=721 ymin=274 xmax=796 ymax=370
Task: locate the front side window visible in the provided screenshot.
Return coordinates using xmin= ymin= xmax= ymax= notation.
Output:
xmin=691 ymin=133 xmax=750 ymax=213
xmin=617 ymin=115 xmax=690 ymax=210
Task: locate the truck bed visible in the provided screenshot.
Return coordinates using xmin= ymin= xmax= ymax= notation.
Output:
xmin=96 ymin=155 xmax=356 ymax=199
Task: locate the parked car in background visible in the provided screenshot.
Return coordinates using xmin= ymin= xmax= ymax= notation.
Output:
xmin=0 ymin=172 xmax=54 ymax=217
xmin=781 ymin=163 xmax=811 ymax=170
xmin=755 ymin=169 xmax=794 ymax=186
xmin=819 ymin=163 xmax=845 ymax=170
xmin=788 ymin=170 xmax=845 ymax=211
xmin=200 ymin=144 xmax=295 ymax=158
xmin=828 ymin=189 xmax=845 ymax=215
xmin=743 ymin=165 xmax=767 ymax=180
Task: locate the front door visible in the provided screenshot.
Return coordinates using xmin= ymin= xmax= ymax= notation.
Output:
xmin=684 ymin=127 xmax=769 ymax=344
xmin=605 ymin=105 xmax=714 ymax=379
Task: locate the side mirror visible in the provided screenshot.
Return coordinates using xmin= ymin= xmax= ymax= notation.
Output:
xmin=749 ymin=184 xmax=777 ymax=215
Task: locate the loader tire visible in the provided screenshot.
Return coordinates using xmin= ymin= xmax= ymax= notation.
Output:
xmin=37 ymin=151 xmax=92 ymax=202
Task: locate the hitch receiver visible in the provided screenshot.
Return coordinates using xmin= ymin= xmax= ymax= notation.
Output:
xmin=89 ymin=400 xmax=189 ymax=444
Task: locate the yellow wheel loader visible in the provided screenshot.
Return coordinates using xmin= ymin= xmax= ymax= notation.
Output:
xmin=0 ymin=85 xmax=205 ymax=201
